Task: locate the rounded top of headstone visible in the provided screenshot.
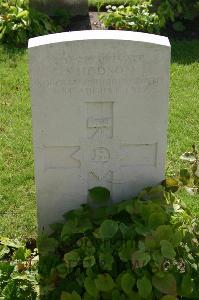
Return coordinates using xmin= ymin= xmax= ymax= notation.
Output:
xmin=28 ymin=30 xmax=170 ymax=49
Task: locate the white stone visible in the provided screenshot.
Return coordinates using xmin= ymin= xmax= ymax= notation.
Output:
xmin=30 ymin=0 xmax=88 ymax=16
xmin=28 ymin=30 xmax=171 ymax=231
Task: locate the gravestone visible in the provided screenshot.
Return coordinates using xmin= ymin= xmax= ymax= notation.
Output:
xmin=28 ymin=30 xmax=170 ymax=231
xmin=30 ymin=0 xmax=88 ymax=16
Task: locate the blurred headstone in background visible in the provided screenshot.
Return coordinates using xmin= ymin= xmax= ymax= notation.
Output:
xmin=30 ymin=0 xmax=88 ymax=16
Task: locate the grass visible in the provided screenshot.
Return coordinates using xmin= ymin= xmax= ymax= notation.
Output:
xmin=0 ymin=46 xmax=37 ymax=239
xmin=168 ymin=40 xmax=199 ymax=215
xmin=0 ymin=39 xmax=199 ymax=239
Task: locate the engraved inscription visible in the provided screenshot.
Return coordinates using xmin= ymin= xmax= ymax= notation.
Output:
xmin=33 ymin=50 xmax=160 ymax=98
xmin=91 ymin=147 xmax=110 ymax=162
xmin=87 ymin=102 xmax=113 ymax=138
xmin=44 ymin=142 xmax=157 ymax=172
xmin=44 ymin=102 xmax=158 ymax=196
xmin=60 ymin=54 xmax=145 ymax=66
xmin=33 ymin=77 xmax=160 ymax=94
xmin=87 ymin=117 xmax=112 ymax=128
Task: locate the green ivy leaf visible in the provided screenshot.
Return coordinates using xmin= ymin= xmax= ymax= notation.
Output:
xmin=119 ymin=240 xmax=135 ymax=262
xmin=135 ymin=222 xmax=150 ymax=236
xmin=83 ymin=292 xmax=93 ymax=300
xmin=64 ymin=250 xmax=80 ymax=270
xmin=145 ymin=235 xmax=158 ymax=250
xmin=99 ymin=220 xmax=118 ymax=239
xmin=137 ymin=276 xmax=152 ymax=299
xmin=140 ymin=204 xmax=152 ymax=222
xmin=61 ymin=291 xmax=81 ymax=300
xmin=119 ymin=223 xmax=131 ymax=239
xmin=131 ymin=251 xmax=151 ymax=268
xmin=152 ymin=252 xmax=164 ymax=265
xmin=37 ymin=236 xmax=58 ymax=255
xmin=84 ymin=277 xmax=99 ymax=297
xmin=95 ymin=274 xmax=115 ymax=292
xmin=88 ymin=186 xmax=110 ymax=205
xmin=76 ymin=217 xmax=93 ymax=234
xmin=56 ymin=263 xmax=68 ymax=278
xmin=61 ymin=217 xmax=92 ymax=241
xmin=152 ymin=273 xmax=177 ymax=295
xmin=153 ymin=225 xmax=173 ymax=243
xmin=91 ymin=207 xmax=108 ymax=224
xmin=111 ymin=289 xmax=121 ymax=300
xmin=148 ymin=212 xmax=166 ymax=229
xmin=160 ymin=240 xmax=176 ymax=259
xmin=121 ymin=272 xmax=135 ymax=294
xmin=99 ymin=253 xmax=114 ymax=271
xmin=83 ymin=256 xmax=96 ymax=268
xmin=181 ymin=274 xmax=195 ymax=297
xmin=61 ymin=219 xmax=77 ymax=240
xmin=171 ymin=230 xmax=183 ymax=247
xmin=127 ymin=291 xmax=142 ymax=300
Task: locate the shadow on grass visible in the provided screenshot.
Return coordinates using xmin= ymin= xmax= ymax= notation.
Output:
xmin=171 ymin=39 xmax=199 ymax=65
xmin=0 ymin=43 xmax=27 ymax=60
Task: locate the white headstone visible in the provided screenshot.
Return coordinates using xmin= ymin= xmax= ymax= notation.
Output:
xmin=30 ymin=0 xmax=88 ymax=16
xmin=28 ymin=31 xmax=170 ymax=231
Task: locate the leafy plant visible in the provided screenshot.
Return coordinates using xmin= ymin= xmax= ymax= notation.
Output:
xmin=38 ymin=185 xmax=199 ymax=299
xmin=0 ymin=0 xmax=70 ymax=46
xmin=0 ymin=237 xmax=39 ymax=299
xmin=155 ymin=0 xmax=199 ymax=32
xmin=100 ymin=1 xmax=162 ymax=33
xmin=179 ymin=145 xmax=199 ymax=195
xmin=163 ymin=145 xmax=199 ymax=196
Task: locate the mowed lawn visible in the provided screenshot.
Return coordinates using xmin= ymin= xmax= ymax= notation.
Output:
xmin=0 ymin=40 xmax=199 ymax=239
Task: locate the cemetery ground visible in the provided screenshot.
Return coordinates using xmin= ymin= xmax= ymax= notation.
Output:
xmin=0 ymin=39 xmax=199 ymax=240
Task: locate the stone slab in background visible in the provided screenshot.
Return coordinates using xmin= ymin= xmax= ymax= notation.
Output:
xmin=28 ymin=31 xmax=170 ymax=231
xmin=30 ymin=0 xmax=88 ymax=16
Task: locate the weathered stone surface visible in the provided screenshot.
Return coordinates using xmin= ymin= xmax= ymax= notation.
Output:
xmin=28 ymin=31 xmax=170 ymax=231
xmin=30 ymin=0 xmax=88 ymax=16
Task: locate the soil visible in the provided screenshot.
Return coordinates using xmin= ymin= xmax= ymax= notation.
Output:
xmin=68 ymin=11 xmax=199 ymax=40
xmin=68 ymin=12 xmax=104 ymax=31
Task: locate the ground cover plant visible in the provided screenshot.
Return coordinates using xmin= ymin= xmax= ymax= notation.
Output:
xmin=1 ymin=185 xmax=199 ymax=299
xmin=0 ymin=237 xmax=39 ymax=299
xmin=38 ymin=185 xmax=199 ymax=300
